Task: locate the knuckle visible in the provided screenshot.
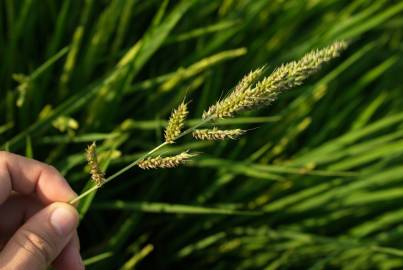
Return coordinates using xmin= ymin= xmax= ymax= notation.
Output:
xmin=15 ymin=228 xmax=55 ymax=264
xmin=45 ymin=165 xmax=59 ymax=175
xmin=42 ymin=164 xmax=63 ymax=180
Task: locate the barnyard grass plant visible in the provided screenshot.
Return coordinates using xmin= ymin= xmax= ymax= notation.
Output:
xmin=71 ymin=40 xmax=347 ymax=204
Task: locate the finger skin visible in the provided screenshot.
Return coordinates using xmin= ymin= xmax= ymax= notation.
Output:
xmin=0 ymin=197 xmax=83 ymax=269
xmin=0 ymin=151 xmax=77 ymax=205
xmin=53 ymin=233 xmax=84 ymax=270
xmin=0 ymin=152 xmax=83 ymax=269
xmin=0 ymin=202 xmax=79 ymax=270
xmin=0 ymin=194 xmax=42 ymax=241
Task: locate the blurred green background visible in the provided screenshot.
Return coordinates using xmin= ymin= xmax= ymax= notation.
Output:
xmin=1 ymin=0 xmax=403 ymax=269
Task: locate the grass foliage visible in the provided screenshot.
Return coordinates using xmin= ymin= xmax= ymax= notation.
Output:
xmin=1 ymin=0 xmax=403 ymax=269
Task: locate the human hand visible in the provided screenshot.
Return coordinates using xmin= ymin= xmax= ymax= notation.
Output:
xmin=0 ymin=151 xmax=84 ymax=270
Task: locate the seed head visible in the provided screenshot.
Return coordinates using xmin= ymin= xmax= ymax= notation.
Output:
xmin=164 ymin=101 xmax=189 ymax=143
xmin=86 ymin=142 xmax=105 ymax=187
xmin=203 ymin=41 xmax=348 ymax=119
xmin=203 ymin=67 xmax=265 ymax=119
xmin=138 ymin=151 xmax=196 ymax=170
xmin=193 ymin=128 xmax=245 ymax=140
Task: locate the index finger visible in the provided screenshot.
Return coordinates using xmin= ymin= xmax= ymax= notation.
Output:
xmin=0 ymin=151 xmax=77 ymax=205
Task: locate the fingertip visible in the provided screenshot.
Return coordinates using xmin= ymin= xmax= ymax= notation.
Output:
xmin=1 ymin=202 xmax=78 ymax=269
xmin=49 ymin=203 xmax=79 ymax=236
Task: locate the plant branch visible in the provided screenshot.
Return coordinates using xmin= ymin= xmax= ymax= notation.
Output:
xmin=70 ymin=118 xmax=212 ymax=205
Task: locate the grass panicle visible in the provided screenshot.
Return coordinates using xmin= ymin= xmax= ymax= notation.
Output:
xmin=203 ymin=41 xmax=348 ymax=119
xmin=86 ymin=142 xmax=105 ymax=187
xmin=76 ymin=40 xmax=347 ymax=201
xmin=138 ymin=151 xmax=196 ymax=170
xmin=193 ymin=127 xmax=245 ymax=140
xmin=164 ymin=101 xmax=189 ymax=143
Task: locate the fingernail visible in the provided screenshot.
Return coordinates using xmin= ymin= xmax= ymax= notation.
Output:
xmin=50 ymin=207 xmax=78 ymax=236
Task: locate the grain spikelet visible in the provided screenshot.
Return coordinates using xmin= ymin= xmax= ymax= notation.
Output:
xmin=164 ymin=101 xmax=189 ymax=143
xmin=193 ymin=128 xmax=245 ymax=140
xmin=86 ymin=142 xmax=105 ymax=187
xmin=138 ymin=152 xmax=196 ymax=170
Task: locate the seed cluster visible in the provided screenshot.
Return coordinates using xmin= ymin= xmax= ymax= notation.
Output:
xmin=164 ymin=101 xmax=188 ymax=143
xmin=193 ymin=128 xmax=245 ymax=140
xmin=86 ymin=142 xmax=105 ymax=187
xmin=202 ymin=67 xmax=265 ymax=119
xmin=138 ymin=152 xmax=196 ymax=170
xmin=83 ymin=41 xmax=347 ymax=188
xmin=203 ymin=41 xmax=348 ymax=119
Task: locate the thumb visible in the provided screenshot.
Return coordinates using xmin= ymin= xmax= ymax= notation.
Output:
xmin=0 ymin=202 xmax=79 ymax=270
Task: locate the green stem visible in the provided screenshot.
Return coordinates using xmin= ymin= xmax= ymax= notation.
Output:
xmin=69 ymin=117 xmax=213 ymax=205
